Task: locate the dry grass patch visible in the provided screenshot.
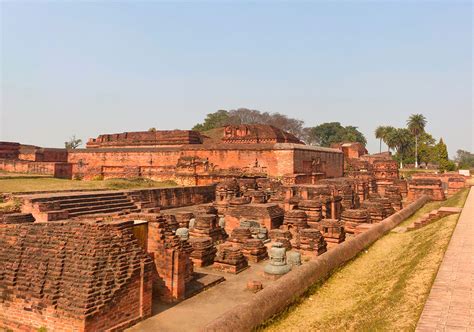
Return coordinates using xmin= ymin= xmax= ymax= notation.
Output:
xmin=0 ymin=176 xmax=177 ymax=193
xmin=263 ymin=189 xmax=469 ymax=332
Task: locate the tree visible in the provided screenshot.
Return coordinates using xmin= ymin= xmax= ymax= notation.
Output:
xmin=148 ymin=127 xmax=157 ymax=132
xmin=385 ymin=128 xmax=411 ymax=168
xmin=435 ymin=138 xmax=455 ymax=172
xmin=455 ymin=150 xmax=474 ymax=169
xmin=192 ymin=108 xmax=306 ymax=139
xmin=305 ymin=122 xmax=366 ymax=147
xmin=382 ymin=126 xmax=396 ymax=152
xmin=375 ymin=126 xmax=386 ymax=153
xmin=417 ymin=132 xmax=436 ymax=167
xmin=407 ymin=114 xmax=427 ymax=168
xmin=227 ymin=108 xmax=305 ymax=138
xmin=65 ymin=135 xmax=82 ymax=149
xmin=192 ymin=110 xmax=235 ymax=131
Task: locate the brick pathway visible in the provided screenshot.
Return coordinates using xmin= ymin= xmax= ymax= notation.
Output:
xmin=417 ymin=187 xmax=474 ymax=331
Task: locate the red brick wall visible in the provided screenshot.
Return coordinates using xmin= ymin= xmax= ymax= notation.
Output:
xmin=68 ymin=146 xmax=343 ymax=182
xmin=0 ymin=142 xmax=20 ymax=159
xmin=0 ymin=159 xmax=72 ymax=178
xmin=293 ymin=149 xmax=343 ymax=178
xmin=68 ymin=149 xmax=181 ymax=180
xmin=0 ymin=222 xmax=153 ymax=332
xmin=84 ymin=269 xmax=153 ymax=331
xmin=0 ymin=305 xmax=85 ymax=332
xmin=0 ymin=271 xmax=152 ymax=332
xmin=181 ymin=148 xmax=284 ymax=175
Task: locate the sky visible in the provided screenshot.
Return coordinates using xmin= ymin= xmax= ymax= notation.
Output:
xmin=1 ymin=1 xmax=472 ymax=156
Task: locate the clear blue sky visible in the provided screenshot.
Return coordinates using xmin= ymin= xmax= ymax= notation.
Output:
xmin=1 ymin=1 xmax=472 ymax=156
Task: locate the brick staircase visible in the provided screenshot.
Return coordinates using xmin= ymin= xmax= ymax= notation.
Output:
xmin=407 ymin=207 xmax=462 ymax=231
xmin=22 ymin=191 xmax=140 ymax=221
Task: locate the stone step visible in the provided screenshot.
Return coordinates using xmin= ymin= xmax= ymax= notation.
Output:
xmin=29 ymin=192 xmax=127 ymax=203
xmin=59 ymin=197 xmax=131 ymax=209
xmin=65 ymin=201 xmax=137 ymax=214
xmin=68 ymin=206 xmax=140 ymax=218
xmin=52 ymin=194 xmax=129 ymax=206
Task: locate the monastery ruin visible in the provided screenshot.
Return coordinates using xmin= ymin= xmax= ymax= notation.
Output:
xmin=0 ymin=124 xmax=468 ymax=331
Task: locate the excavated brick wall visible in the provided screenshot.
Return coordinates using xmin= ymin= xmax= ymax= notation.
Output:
xmin=0 ymin=221 xmax=153 ymax=332
xmin=133 ymin=213 xmax=192 ymax=302
xmin=68 ymin=149 xmax=181 ymax=180
xmin=68 ymin=145 xmax=343 ymax=183
xmin=0 ymin=159 xmax=72 ymax=179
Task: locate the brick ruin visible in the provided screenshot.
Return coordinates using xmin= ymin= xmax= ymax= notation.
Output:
xmin=0 ymin=220 xmax=153 ymax=332
xmin=0 ymin=142 xmax=72 ymax=178
xmin=1 ymin=125 xmax=468 ymax=331
xmin=0 ymin=125 xmax=344 ymax=185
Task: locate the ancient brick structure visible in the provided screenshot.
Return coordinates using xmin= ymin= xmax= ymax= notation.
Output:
xmin=282 ymin=210 xmax=309 ymax=242
xmin=189 ymin=237 xmax=217 ymax=267
xmin=371 ymin=197 xmax=396 ymax=216
xmin=341 ymin=209 xmax=371 ymax=234
xmin=297 ymin=199 xmax=322 ymax=227
xmin=142 ymin=213 xmax=193 ymax=302
xmin=318 ymin=219 xmax=346 ymax=248
xmin=268 ymin=229 xmax=293 ymax=250
xmin=86 ymin=130 xmax=203 ymax=148
xmin=213 ymin=243 xmax=249 ymax=274
xmin=360 ymin=200 xmax=387 ymax=222
xmin=0 ymin=220 xmax=153 ymax=332
xmin=222 ymin=124 xmax=303 ymax=144
xmin=0 ymin=141 xmax=20 ymax=159
xmin=223 ymin=203 xmax=284 ymax=234
xmin=174 ymin=211 xmax=195 ymax=228
xmin=0 ymin=212 xmax=35 ymax=224
xmin=285 ymin=185 xmax=343 ymax=220
xmin=411 ymin=172 xmax=467 ymax=196
xmin=393 ymin=178 xmax=408 ymax=198
xmin=21 ymin=186 xmax=215 ymax=222
xmin=241 ymin=239 xmax=268 ymax=262
xmin=318 ymin=178 xmax=360 ymax=209
xmin=372 ymin=159 xmax=399 ymax=195
xmin=407 ymin=178 xmax=446 ymax=202
xmin=0 ymin=142 xmax=73 ymax=179
xmin=215 ymin=179 xmax=240 ymax=206
xmin=296 ymin=228 xmax=327 ymax=256
xmin=0 ymin=159 xmax=72 ymax=179
xmin=331 ymin=142 xmax=368 ymax=159
xmin=19 ymin=146 xmax=68 ymax=162
xmin=384 ymin=186 xmax=403 ymax=211
xmin=189 ymin=214 xmax=225 ymax=243
xmin=68 ymin=125 xmax=344 ymax=184
xmin=407 ymin=207 xmax=462 ymax=230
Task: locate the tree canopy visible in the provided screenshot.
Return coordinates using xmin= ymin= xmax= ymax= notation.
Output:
xmin=193 ymin=109 xmax=367 ymax=146
xmin=304 ymin=122 xmax=366 ymax=147
xmin=64 ymin=135 xmax=82 ymax=149
xmin=192 ymin=108 xmax=305 ymax=138
xmin=406 ymin=114 xmax=427 ymax=137
xmin=455 ymin=150 xmax=474 ymax=169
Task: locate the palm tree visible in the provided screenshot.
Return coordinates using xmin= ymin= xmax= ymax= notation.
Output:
xmin=386 ymin=128 xmax=410 ymax=168
xmin=407 ymin=114 xmax=427 ymax=168
xmin=375 ymin=126 xmax=386 ymax=153
xmin=382 ymin=126 xmax=396 ymax=152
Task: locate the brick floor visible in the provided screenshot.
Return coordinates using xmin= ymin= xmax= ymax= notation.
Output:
xmin=417 ymin=187 xmax=474 ymax=331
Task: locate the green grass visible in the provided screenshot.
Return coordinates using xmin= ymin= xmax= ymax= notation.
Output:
xmin=0 ymin=176 xmax=177 ymax=193
xmin=262 ymin=188 xmax=469 ymax=332
xmin=399 ymin=168 xmax=438 ymax=179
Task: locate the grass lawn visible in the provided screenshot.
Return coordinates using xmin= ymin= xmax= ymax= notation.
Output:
xmin=399 ymin=168 xmax=438 ymax=179
xmin=0 ymin=175 xmax=177 ymax=193
xmin=262 ymin=188 xmax=470 ymax=332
